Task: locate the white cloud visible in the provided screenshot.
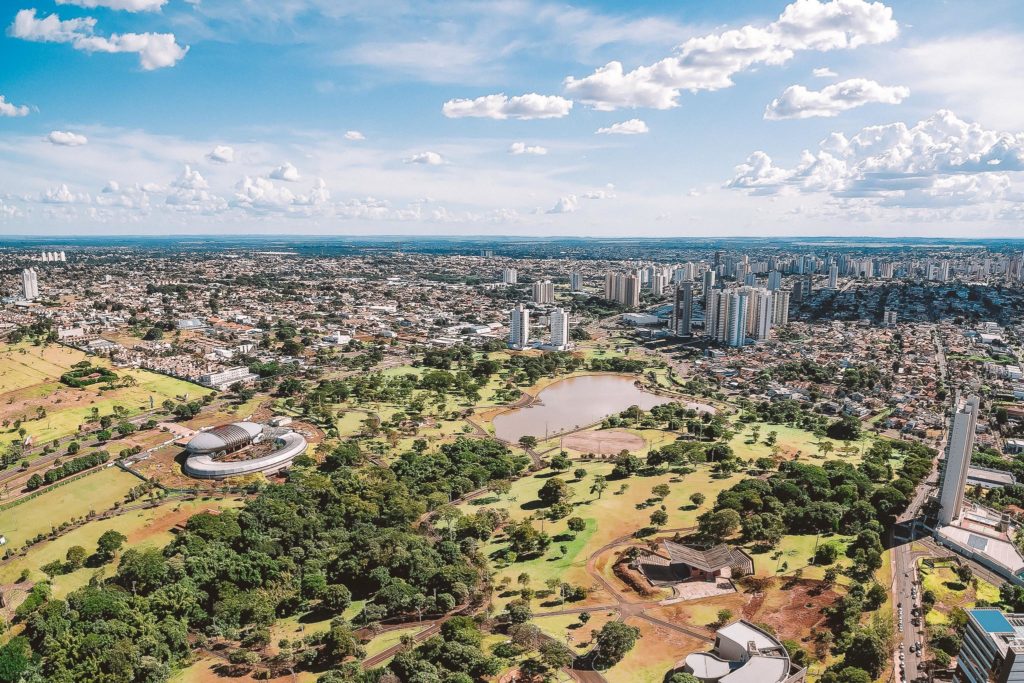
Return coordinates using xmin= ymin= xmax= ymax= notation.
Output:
xmin=344 ymin=130 xmax=365 ymax=141
xmin=269 ymin=161 xmax=301 ymax=182
xmin=46 ymin=130 xmax=89 ymax=146
xmin=596 ymin=118 xmax=649 ymax=135
xmin=0 ymin=95 xmax=29 ymax=118
xmin=404 ymin=151 xmax=445 ymax=165
xmin=564 ymin=0 xmax=898 ymax=110
xmin=728 ymin=110 xmax=1024 ymax=209
xmin=765 ymin=78 xmax=909 ymax=119
xmin=41 ymin=184 xmax=89 ymax=204
xmin=166 ymin=164 xmax=224 ymax=211
xmin=10 ymin=9 xmax=188 ymax=70
xmin=55 ymin=0 xmax=167 ymax=11
xmin=442 ymin=93 xmax=573 ymax=120
xmin=813 ymin=67 xmax=837 ymax=77
xmin=508 ymin=142 xmax=548 ymax=155
xmin=206 ymin=145 xmax=234 ymax=163
xmin=547 ymin=194 xmax=579 ymax=213
xmin=583 ymin=184 xmax=616 ymax=199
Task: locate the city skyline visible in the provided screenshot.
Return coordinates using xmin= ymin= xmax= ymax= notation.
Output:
xmin=1 ymin=0 xmax=1024 ymax=236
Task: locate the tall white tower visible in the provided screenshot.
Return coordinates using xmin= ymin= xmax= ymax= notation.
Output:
xmin=21 ymin=268 xmax=38 ymax=301
xmin=938 ymin=395 xmax=981 ymax=526
xmin=509 ymin=304 xmax=530 ymax=350
xmin=549 ymin=308 xmax=569 ymax=350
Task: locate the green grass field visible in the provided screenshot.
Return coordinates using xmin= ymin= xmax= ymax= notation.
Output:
xmin=0 ymin=467 xmax=142 ymax=549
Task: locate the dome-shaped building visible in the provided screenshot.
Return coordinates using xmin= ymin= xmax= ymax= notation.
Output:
xmin=185 ymin=422 xmax=264 ymax=457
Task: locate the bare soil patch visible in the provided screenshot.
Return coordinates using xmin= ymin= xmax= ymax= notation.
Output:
xmin=562 ymin=428 xmax=645 ymax=455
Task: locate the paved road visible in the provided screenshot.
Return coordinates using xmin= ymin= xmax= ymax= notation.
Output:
xmin=888 ymin=331 xmax=949 ymax=683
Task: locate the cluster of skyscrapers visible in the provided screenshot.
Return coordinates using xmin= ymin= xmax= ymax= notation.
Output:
xmin=705 ymin=286 xmax=790 ymax=347
xmin=508 ymin=303 xmax=569 ymax=351
xmin=603 ymin=271 xmax=641 ymax=307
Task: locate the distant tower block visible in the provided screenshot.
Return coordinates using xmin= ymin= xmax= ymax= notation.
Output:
xmin=938 ymin=395 xmax=981 ymax=526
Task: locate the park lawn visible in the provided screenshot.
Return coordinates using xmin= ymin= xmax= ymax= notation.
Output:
xmin=169 ymin=659 xmax=316 ymax=683
xmin=0 ymin=497 xmax=244 ymax=598
xmin=919 ymin=559 xmax=1000 ymax=626
xmin=0 ymin=467 xmax=141 ymax=549
xmin=604 ymin=616 xmax=705 ymax=683
xmin=269 ymin=600 xmax=367 ymax=651
xmin=745 ymin=534 xmax=855 ymax=582
xmin=533 ymin=611 xmax=617 ymax=650
xmin=727 ymin=422 xmax=870 ymax=466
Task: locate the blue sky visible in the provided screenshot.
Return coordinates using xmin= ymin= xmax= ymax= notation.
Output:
xmin=1 ymin=0 xmax=1023 ymax=236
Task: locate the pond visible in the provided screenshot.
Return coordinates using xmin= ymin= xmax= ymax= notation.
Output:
xmin=492 ymin=374 xmax=674 ymax=443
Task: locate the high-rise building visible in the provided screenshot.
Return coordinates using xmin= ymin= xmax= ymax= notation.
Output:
xmin=767 ymin=270 xmax=782 ymax=291
xmin=532 ymin=280 xmax=555 ymax=304
xmin=502 ymin=268 xmax=517 ymax=284
xmin=549 ymin=308 xmax=569 ymax=350
xmin=603 ymin=272 xmax=640 ymax=308
xmin=570 ymin=271 xmax=583 ymax=292
xmin=938 ymin=395 xmax=981 ymax=526
xmin=651 ymin=273 xmax=667 ymax=296
xmin=954 ymin=608 xmax=1024 ymax=683
xmin=827 ymin=263 xmax=838 ymax=289
xmin=508 ymin=304 xmax=530 ymax=350
xmin=883 ymin=309 xmax=898 ymax=326
xmin=801 ymin=273 xmax=813 ymax=300
xmin=21 ymin=268 xmax=38 ymax=301
xmin=725 ymin=289 xmax=749 ymax=347
xmin=747 ymin=289 xmax=774 ymax=341
xmin=772 ymin=289 xmax=790 ymax=326
xmin=671 ymin=282 xmax=693 ymax=337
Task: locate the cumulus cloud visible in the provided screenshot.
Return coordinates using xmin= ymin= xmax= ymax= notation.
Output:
xmin=728 ymin=109 xmax=1024 ymax=208
xmin=55 ymin=0 xmax=167 ymax=10
xmin=442 ymin=93 xmax=573 ymax=120
xmin=269 ymin=162 xmax=301 ymax=182
xmin=206 ymin=145 xmax=234 ymax=163
xmin=344 ymin=130 xmax=365 ymax=141
xmin=46 ymin=130 xmax=88 ymax=146
xmin=41 ymin=184 xmax=89 ymax=204
xmin=813 ymin=67 xmax=838 ymax=77
xmin=547 ymin=194 xmax=579 ymax=213
xmin=10 ymin=9 xmax=188 ymax=70
xmin=166 ymin=164 xmax=224 ymax=211
xmin=508 ymin=142 xmax=548 ymax=155
xmin=564 ymin=0 xmax=898 ymax=110
xmin=0 ymin=95 xmax=29 ymax=117
xmin=404 ymin=151 xmax=445 ymax=165
xmin=765 ymin=78 xmax=908 ymax=119
xmin=596 ymin=118 xmax=649 ymax=135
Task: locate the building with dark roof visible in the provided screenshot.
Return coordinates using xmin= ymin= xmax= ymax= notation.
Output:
xmin=637 ymin=541 xmax=754 ymax=584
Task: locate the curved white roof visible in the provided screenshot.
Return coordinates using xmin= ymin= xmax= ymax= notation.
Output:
xmin=184 ymin=431 xmax=307 ymax=479
xmin=684 ymin=653 xmax=731 ymax=678
xmin=186 ymin=421 xmax=263 ymax=454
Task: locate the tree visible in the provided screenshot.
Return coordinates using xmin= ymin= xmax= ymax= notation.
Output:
xmin=540 ymin=641 xmax=574 ymax=670
xmin=550 ymin=453 xmax=571 ymax=471
xmin=573 ymin=468 xmax=587 ymax=481
xmin=826 ymin=415 xmax=862 ymax=441
xmin=668 ymin=674 xmax=700 ymax=683
xmin=843 ymin=630 xmax=887 ymax=678
xmin=538 ymin=477 xmax=571 ymax=507
xmin=696 ymin=509 xmax=740 ymax=543
xmin=519 ymin=435 xmax=538 ymax=450
xmin=567 ymin=517 xmax=586 ymax=536
xmin=651 ymin=483 xmax=670 ymax=500
xmin=955 ymin=562 xmax=973 ymax=585
xmin=0 ymin=637 xmax=30 ymax=683
xmin=815 ymin=543 xmax=839 ymax=565
xmin=650 ymin=509 xmax=668 ymax=527
xmin=715 ymin=609 xmax=733 ymax=627
xmin=65 ymin=545 xmax=87 ymax=570
xmin=25 ymin=473 xmax=43 ymax=491
xmin=592 ymin=621 xmax=640 ymax=669
xmin=689 ymin=492 xmax=705 ymax=507
xmin=590 ymin=475 xmax=608 ymax=499
xmin=96 ymin=529 xmax=127 ymax=561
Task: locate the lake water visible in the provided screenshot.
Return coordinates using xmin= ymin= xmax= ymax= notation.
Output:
xmin=492 ymin=374 xmax=674 ymax=443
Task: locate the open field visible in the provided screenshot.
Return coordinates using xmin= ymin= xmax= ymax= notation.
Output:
xmin=0 ymin=343 xmax=204 ymax=444
xmin=728 ymin=421 xmax=872 ymax=466
xmin=604 ymin=617 xmax=704 ymax=683
xmin=0 ymin=496 xmax=244 ymax=600
xmin=561 ymin=428 xmax=645 ymax=455
xmin=0 ymin=466 xmax=141 ymax=548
